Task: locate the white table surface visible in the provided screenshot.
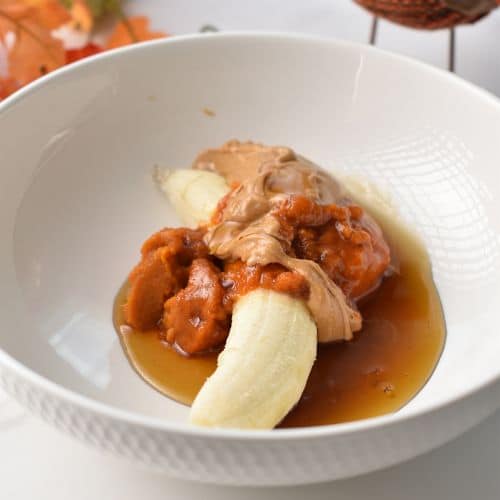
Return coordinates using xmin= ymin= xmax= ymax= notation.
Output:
xmin=3 ymin=1 xmax=500 ymax=498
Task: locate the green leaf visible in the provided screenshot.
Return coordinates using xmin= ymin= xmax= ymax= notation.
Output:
xmin=85 ymin=0 xmax=122 ymax=19
xmin=59 ymin=0 xmax=74 ymax=8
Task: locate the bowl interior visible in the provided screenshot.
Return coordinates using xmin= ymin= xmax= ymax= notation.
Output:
xmin=1 ymin=34 xmax=500 ymax=425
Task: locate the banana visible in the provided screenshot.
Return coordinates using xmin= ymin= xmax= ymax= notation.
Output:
xmin=156 ymin=167 xmax=317 ymax=429
xmin=190 ymin=288 xmax=316 ymax=428
xmin=154 ymin=167 xmax=230 ymax=227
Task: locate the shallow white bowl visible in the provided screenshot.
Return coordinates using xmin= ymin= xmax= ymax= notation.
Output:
xmin=1 ymin=33 xmax=500 ymax=486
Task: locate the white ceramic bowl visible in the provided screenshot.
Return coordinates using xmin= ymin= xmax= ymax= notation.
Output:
xmin=1 ymin=33 xmax=500 ymax=486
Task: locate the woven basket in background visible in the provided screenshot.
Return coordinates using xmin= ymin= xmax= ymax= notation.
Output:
xmin=355 ymin=0 xmax=499 ymax=29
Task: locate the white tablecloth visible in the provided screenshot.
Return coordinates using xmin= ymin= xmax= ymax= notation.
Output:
xmin=3 ymin=1 xmax=500 ymax=498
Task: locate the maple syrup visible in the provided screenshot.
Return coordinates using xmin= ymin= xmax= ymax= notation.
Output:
xmin=113 ymin=222 xmax=445 ymax=427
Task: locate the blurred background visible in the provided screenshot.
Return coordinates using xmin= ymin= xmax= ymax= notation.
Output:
xmin=1 ymin=0 xmax=499 ymax=98
xmin=128 ymin=0 xmax=500 ymax=95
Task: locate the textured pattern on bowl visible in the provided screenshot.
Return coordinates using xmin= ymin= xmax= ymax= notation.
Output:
xmin=0 ymin=34 xmax=500 ymax=485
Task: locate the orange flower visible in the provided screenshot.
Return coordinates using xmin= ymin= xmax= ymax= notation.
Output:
xmin=0 ymin=75 xmax=19 ymax=98
xmin=0 ymin=1 xmax=65 ymax=87
xmin=0 ymin=2 xmax=169 ymax=100
xmin=23 ymin=0 xmax=71 ymax=29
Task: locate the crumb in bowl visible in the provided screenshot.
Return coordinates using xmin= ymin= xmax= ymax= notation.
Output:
xmin=202 ymin=107 xmax=216 ymax=117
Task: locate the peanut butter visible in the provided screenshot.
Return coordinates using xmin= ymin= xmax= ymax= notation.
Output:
xmin=196 ymin=141 xmax=390 ymax=342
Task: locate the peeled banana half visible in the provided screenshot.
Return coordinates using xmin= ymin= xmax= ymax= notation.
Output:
xmin=155 ymin=168 xmax=317 ymax=429
xmin=154 ymin=168 xmax=230 ymax=227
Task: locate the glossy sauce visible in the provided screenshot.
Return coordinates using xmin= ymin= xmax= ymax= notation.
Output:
xmin=113 ymin=223 xmax=445 ymax=426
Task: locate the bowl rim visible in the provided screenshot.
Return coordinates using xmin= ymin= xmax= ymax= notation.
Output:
xmin=1 ymin=31 xmax=500 ymax=440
